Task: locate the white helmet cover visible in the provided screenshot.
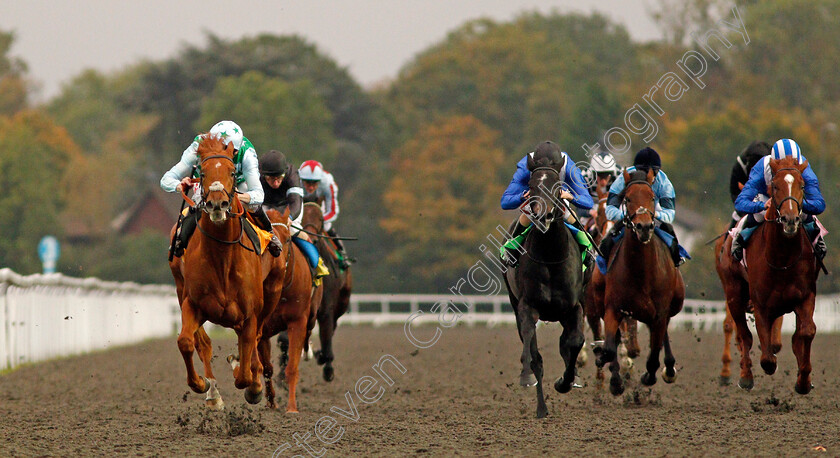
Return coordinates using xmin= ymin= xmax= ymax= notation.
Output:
xmin=299 ymin=160 xmax=325 ymax=181
xmin=590 ymin=151 xmax=620 ymax=175
xmin=209 ymin=120 xmax=244 ymax=150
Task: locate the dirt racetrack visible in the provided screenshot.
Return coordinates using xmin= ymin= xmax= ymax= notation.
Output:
xmin=1 ymin=323 xmax=838 ymax=457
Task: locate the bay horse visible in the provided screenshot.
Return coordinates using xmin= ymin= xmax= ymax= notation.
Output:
xmin=592 ymin=168 xmax=685 ymax=396
xmin=502 ymin=149 xmax=585 ymax=418
xmin=301 ymin=201 xmax=352 ymax=382
xmin=168 ymin=135 xmax=286 ymax=408
xmin=716 ymin=156 xmax=816 ymax=393
xmin=583 ymin=178 xmax=640 ymax=384
xmin=256 ymin=207 xmax=321 ymax=411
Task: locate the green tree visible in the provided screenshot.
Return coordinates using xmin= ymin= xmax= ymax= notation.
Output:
xmin=0 ymin=110 xmax=81 ymax=273
xmin=0 ymin=30 xmax=29 ymax=115
xmin=381 ymin=115 xmax=506 ymax=291
xmin=196 ymin=71 xmax=336 ymax=164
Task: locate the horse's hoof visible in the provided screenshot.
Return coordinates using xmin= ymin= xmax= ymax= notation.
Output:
xmin=314 ymin=350 xmax=324 ymax=365
xmin=627 ymin=349 xmax=641 ymax=359
xmin=576 ymin=350 xmax=588 ymax=368
xmin=640 ymin=372 xmax=657 ymax=386
xmin=323 ymin=366 xmax=335 ymax=382
xmin=266 ymin=401 xmax=278 ymax=410
xmin=794 ymin=381 xmax=813 ymax=395
xmin=205 ymin=397 xmax=225 ymax=411
xmin=536 ymin=405 xmax=548 ymax=419
xmin=193 ymin=376 xmax=211 ymax=394
xmin=738 ymin=377 xmax=754 ymax=391
xmin=286 ymin=408 xmax=300 ymax=414
xmin=519 ymin=373 xmax=537 ymax=387
xmin=719 ymin=375 xmax=731 ymax=386
xmin=619 ymin=358 xmax=634 ymax=378
xmin=760 ymin=359 xmax=777 ymax=375
xmin=244 ymin=388 xmax=264 ymax=405
xmin=609 ymin=380 xmax=625 ymax=396
xmin=662 ymin=366 xmax=677 ymax=384
xmin=554 ymin=377 xmax=572 ymax=394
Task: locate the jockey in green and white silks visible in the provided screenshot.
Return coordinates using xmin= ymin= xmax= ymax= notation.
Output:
xmin=160 ymin=120 xmax=282 ymax=257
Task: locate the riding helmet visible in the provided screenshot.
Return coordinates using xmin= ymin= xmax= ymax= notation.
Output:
xmin=209 ymin=120 xmax=244 ymax=150
xmin=633 ymin=147 xmax=661 ymax=171
xmin=259 ymin=150 xmax=289 ymax=176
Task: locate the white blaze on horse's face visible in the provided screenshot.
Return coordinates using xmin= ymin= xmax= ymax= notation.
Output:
xmin=784 ymin=174 xmax=795 ymax=212
xmin=206 ymin=181 xmax=229 ymax=223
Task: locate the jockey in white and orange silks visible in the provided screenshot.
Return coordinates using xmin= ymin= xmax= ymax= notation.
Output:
xmin=299 ymin=160 xmax=354 ymax=269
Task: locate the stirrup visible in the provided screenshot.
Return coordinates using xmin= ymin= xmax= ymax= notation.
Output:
xmin=503 ymin=246 xmax=520 ymax=268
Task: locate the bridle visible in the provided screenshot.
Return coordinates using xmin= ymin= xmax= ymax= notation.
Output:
xmin=769 ymin=167 xmax=803 ymax=223
xmin=193 ymin=153 xmax=249 ymax=248
xmin=529 ymin=167 xmax=563 ymax=228
xmin=622 ymin=178 xmax=655 ymax=234
xmin=301 ymin=202 xmax=325 ymax=235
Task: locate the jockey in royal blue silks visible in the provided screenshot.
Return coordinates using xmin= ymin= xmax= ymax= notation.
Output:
xmin=597 ymin=146 xmax=688 ymax=268
xmin=499 ymin=141 xmax=594 ymax=267
xmin=730 ymin=138 xmax=826 ymax=262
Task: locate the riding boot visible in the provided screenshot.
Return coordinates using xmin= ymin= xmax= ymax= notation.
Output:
xmin=814 ymin=236 xmax=827 ymax=262
xmin=251 ymin=207 xmax=282 ymax=257
xmin=598 ymin=219 xmax=623 ymax=261
xmin=503 ymin=221 xmax=529 ymax=267
xmin=659 ymin=222 xmax=684 ymax=267
xmin=731 ymin=234 xmax=746 ymax=262
xmin=174 ymin=208 xmax=198 ymax=257
xmin=327 ymin=227 xmax=355 ymax=269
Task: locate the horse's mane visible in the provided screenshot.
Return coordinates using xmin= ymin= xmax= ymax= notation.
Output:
xmin=195 ymin=133 xmax=231 ymax=160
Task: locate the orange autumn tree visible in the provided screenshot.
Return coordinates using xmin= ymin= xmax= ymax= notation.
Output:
xmin=381 ymin=115 xmax=507 ymax=291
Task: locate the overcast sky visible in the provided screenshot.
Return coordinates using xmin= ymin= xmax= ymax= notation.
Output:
xmin=1 ymin=1 xmax=661 ymax=101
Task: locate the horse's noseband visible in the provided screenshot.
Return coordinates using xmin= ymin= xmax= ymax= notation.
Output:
xmin=199 ymin=154 xmax=237 ymax=213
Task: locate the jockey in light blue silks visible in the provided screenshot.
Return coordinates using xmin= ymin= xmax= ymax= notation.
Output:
xmin=500 ymin=141 xmax=594 ymax=267
xmin=731 ymin=138 xmax=826 ymax=262
xmin=597 ymin=146 xmax=687 ymax=268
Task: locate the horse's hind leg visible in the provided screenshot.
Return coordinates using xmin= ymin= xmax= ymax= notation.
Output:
xmin=177 ymin=298 xmax=209 ymax=394
xmin=586 ymin=314 xmax=605 ymax=387
xmin=257 ymin=337 xmax=277 ymax=409
xmin=640 ymin=319 xmax=666 ymax=387
xmin=517 ymin=302 xmax=546 ymax=418
xmin=792 ymin=293 xmax=816 ymax=394
xmin=720 ymin=307 xmax=735 ymax=385
xmin=195 ymin=327 xmax=223 ymax=410
xmin=276 ymin=331 xmax=290 ymax=384
xmin=624 ymin=319 xmax=641 ymax=359
xmin=555 ymin=305 xmax=584 ymax=394
xmin=662 ymin=329 xmax=677 ymax=383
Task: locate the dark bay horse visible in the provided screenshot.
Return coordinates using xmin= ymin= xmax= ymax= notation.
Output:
xmin=502 ymin=149 xmax=585 ymax=418
xmin=168 ymin=135 xmax=285 ymax=408
xmin=302 ymin=201 xmax=352 ymax=382
xmin=592 ymin=168 xmax=685 ymax=396
xmin=716 ymin=156 xmax=816 ymax=393
xmin=256 ymin=208 xmax=321 ymax=411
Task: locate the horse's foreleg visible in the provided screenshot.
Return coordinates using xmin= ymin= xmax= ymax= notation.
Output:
xmin=177 ymin=298 xmax=209 ymax=394
xmin=234 ymin=316 xmax=257 ymax=391
xmin=555 ymin=305 xmax=584 ymax=394
xmin=317 ymin=308 xmax=337 ymax=382
xmin=285 ymin=318 xmax=308 ymax=413
xmin=600 ymin=308 xmax=623 ymax=396
xmin=792 ymin=294 xmax=816 ymax=395
xmin=720 ymin=307 xmax=734 ymax=386
xmin=517 ymin=302 xmax=546 ymax=418
xmin=257 ymin=337 xmax=277 ymax=409
xmin=753 ymin=310 xmax=777 ymax=376
xmin=771 ymin=316 xmax=784 ymax=354
xmin=640 ymin=319 xmax=666 ymax=387
xmin=244 ymin=337 xmax=264 ymax=405
xmin=513 ymin=300 xmax=536 ymax=387
xmin=276 ymin=332 xmax=290 ymax=384
xmin=195 ymin=326 xmax=223 ymax=409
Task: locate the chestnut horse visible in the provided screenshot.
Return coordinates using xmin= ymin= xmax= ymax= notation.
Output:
xmin=168 ymin=135 xmax=286 ymax=408
xmin=716 ymin=156 xmax=816 ymax=393
xmin=256 ymin=208 xmax=320 ymax=411
xmin=592 ymin=168 xmax=685 ymax=396
xmin=583 ymin=179 xmax=640 ymax=384
xmin=301 ymin=201 xmax=352 ymax=382
xmin=502 ymin=150 xmax=586 ymax=418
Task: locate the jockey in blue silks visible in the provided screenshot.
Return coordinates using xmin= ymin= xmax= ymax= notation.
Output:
xmin=598 ymin=146 xmax=686 ymax=268
xmin=731 ymin=138 xmax=826 ymax=262
xmin=500 ymin=141 xmax=594 ymax=267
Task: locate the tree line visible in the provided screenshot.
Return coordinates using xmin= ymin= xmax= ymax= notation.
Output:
xmin=0 ymin=0 xmax=838 ymax=297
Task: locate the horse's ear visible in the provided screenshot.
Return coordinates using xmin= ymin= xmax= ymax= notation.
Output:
xmin=622 ymin=169 xmax=631 ymax=183
xmin=646 ymin=167 xmax=656 ymax=184
xmin=526 ymin=153 xmax=536 ymax=172
xmin=798 ymin=160 xmax=809 ymax=173
xmin=226 ymin=141 xmax=235 ymax=155
xmin=769 ymin=158 xmax=780 ymax=175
